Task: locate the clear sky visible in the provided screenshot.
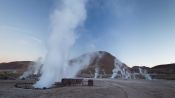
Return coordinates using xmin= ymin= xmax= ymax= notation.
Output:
xmin=0 ymin=0 xmax=175 ymax=67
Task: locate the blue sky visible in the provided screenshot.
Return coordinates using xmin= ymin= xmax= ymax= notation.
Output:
xmin=0 ymin=0 xmax=175 ymax=67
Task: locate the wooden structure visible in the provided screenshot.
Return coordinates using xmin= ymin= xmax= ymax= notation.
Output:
xmin=61 ymin=78 xmax=83 ymax=86
xmin=57 ymin=78 xmax=93 ymax=87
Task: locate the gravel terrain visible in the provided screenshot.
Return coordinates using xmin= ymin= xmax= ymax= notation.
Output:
xmin=0 ymin=79 xmax=175 ymax=98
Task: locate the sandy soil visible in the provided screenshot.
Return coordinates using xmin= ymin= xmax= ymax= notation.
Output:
xmin=0 ymin=79 xmax=175 ymax=98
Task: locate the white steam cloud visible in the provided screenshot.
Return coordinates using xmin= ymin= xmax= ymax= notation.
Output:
xmin=111 ymin=59 xmax=131 ymax=79
xmin=20 ymin=57 xmax=42 ymax=79
xmin=34 ymin=0 xmax=87 ymax=88
xmin=63 ymin=51 xmax=104 ymax=78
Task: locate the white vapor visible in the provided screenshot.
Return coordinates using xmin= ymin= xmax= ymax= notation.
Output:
xmin=63 ymin=51 xmax=104 ymax=78
xmin=20 ymin=57 xmax=42 ymax=79
xmin=34 ymin=0 xmax=87 ymax=88
xmin=111 ymin=59 xmax=131 ymax=79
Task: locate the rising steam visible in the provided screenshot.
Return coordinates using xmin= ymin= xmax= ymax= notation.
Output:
xmin=111 ymin=59 xmax=131 ymax=79
xmin=33 ymin=0 xmax=87 ymax=88
xmin=20 ymin=57 xmax=42 ymax=79
xmin=63 ymin=51 xmax=104 ymax=78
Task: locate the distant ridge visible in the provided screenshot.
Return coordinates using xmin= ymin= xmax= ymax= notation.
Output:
xmin=0 ymin=61 xmax=32 ymax=73
xmin=0 ymin=51 xmax=175 ymax=80
xmin=151 ymin=63 xmax=175 ymax=74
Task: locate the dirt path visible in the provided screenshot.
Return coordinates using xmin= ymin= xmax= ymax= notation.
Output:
xmin=107 ymin=79 xmax=175 ymax=98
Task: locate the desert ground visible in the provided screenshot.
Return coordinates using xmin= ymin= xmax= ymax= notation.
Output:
xmin=0 ymin=79 xmax=175 ymax=98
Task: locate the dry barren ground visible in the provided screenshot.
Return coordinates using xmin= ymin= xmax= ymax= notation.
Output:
xmin=0 ymin=79 xmax=175 ymax=98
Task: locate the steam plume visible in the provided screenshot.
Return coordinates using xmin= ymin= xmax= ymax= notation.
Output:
xmin=20 ymin=57 xmax=42 ymax=79
xmin=138 ymin=67 xmax=152 ymax=80
xmin=111 ymin=59 xmax=131 ymax=79
xmin=34 ymin=0 xmax=87 ymax=88
xmin=64 ymin=51 xmax=103 ymax=78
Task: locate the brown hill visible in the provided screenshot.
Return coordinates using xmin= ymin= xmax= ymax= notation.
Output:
xmin=0 ymin=61 xmax=32 ymax=73
xmin=131 ymin=64 xmax=175 ymax=80
xmin=149 ymin=63 xmax=175 ymax=80
xmin=75 ymin=51 xmax=116 ymax=74
xmin=151 ymin=63 xmax=175 ymax=74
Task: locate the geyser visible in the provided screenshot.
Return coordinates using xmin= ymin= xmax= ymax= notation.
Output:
xmin=34 ymin=0 xmax=87 ymax=88
xmin=138 ymin=67 xmax=152 ymax=80
xmin=111 ymin=59 xmax=131 ymax=79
